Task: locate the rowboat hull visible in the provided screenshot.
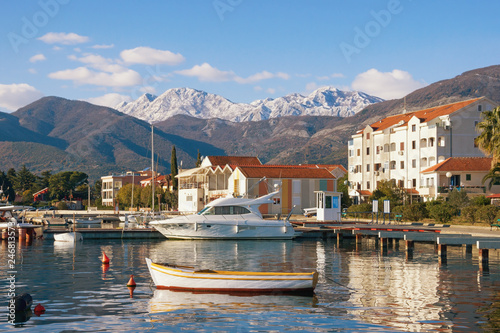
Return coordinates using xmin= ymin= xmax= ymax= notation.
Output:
xmin=145 ymin=258 xmax=318 ymax=295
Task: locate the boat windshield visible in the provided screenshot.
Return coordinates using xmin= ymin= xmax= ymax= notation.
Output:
xmin=198 ymin=206 xmax=251 ymax=216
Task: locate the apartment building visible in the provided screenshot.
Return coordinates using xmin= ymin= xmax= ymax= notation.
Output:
xmin=347 ymin=97 xmax=497 ymax=202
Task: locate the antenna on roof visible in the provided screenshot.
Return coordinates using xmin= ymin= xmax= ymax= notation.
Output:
xmin=403 ymin=96 xmax=407 ymax=114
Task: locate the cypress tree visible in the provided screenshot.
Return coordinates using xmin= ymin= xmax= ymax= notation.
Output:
xmin=171 ymin=145 xmax=178 ymax=191
xmin=196 ymin=150 xmax=201 ymax=167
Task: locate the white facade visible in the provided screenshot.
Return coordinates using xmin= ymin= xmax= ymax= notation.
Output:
xmin=348 ymin=97 xmax=497 ymax=201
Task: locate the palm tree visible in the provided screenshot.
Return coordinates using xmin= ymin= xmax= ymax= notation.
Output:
xmin=475 ymin=105 xmax=500 ymax=165
xmin=482 ymin=163 xmax=500 ymax=190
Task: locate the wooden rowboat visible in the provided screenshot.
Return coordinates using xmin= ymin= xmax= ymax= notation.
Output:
xmin=145 ymin=258 xmax=318 ymax=295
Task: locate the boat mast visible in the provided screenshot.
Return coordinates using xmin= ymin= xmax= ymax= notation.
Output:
xmin=151 ymin=124 xmax=155 ymax=213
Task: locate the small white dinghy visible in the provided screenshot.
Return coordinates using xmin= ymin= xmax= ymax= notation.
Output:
xmin=54 ymin=232 xmax=83 ymax=242
xmin=145 ymin=258 xmax=318 ymax=295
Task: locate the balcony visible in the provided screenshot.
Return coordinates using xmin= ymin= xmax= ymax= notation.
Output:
xmin=437 ymin=186 xmax=486 ymax=194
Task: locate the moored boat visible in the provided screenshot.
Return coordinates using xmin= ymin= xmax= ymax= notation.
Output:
xmin=53 ymin=231 xmax=83 ymax=242
xmin=145 ymin=258 xmax=318 ymax=295
xmin=149 ymin=191 xmax=299 ymax=240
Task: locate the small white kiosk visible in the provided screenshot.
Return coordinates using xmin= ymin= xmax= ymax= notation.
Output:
xmin=315 ymin=191 xmax=342 ymax=222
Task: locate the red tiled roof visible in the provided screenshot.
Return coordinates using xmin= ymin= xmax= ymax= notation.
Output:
xmin=207 ymin=156 xmax=262 ymax=166
xmin=421 ymin=157 xmax=492 ymax=173
xmin=236 ymin=165 xmax=335 ymax=179
xmin=365 ymin=98 xmax=482 ymax=133
xmin=486 ymin=193 xmax=500 ymax=198
xmin=299 ymin=164 xmax=347 ymax=173
xmin=405 ymin=188 xmax=420 ymax=194
xmin=358 ymin=190 xmax=372 ymax=196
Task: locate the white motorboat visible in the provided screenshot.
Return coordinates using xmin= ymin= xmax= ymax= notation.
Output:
xmin=149 ymin=191 xmax=299 ymax=240
xmin=72 ymin=217 xmax=101 ymax=225
xmin=53 ymin=232 xmax=83 ymax=242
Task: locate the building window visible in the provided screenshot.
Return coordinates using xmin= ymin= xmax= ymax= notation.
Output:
xmin=478 ymin=105 xmax=482 ymax=112
xmin=400 ymin=161 xmax=404 ymax=169
xmin=366 ymin=164 xmax=370 ymax=172
xmin=366 ymin=147 xmax=370 ymax=155
xmin=400 ymin=142 xmax=404 ymax=151
xmin=429 ymin=137 xmax=434 ymax=147
xmin=366 ymin=133 xmax=370 ymax=139
xmin=412 ymin=179 xmax=416 ymax=187
xmin=390 ymin=143 xmax=396 ymax=151
xmin=438 ymin=137 xmax=445 ymax=147
xmin=412 ymin=140 xmax=416 ymax=149
xmin=376 ymin=146 xmax=380 ymax=154
xmin=412 ymin=159 xmax=416 ymax=168
xmin=466 ymin=174 xmax=471 ymax=181
xmin=357 ymin=149 xmax=360 ymax=156
xmin=366 ymin=181 xmax=370 ymax=190
xmin=412 ymin=124 xmax=416 ymax=132
xmin=374 ymin=163 xmax=381 ymax=171
xmin=390 ymin=161 xmax=396 ymax=170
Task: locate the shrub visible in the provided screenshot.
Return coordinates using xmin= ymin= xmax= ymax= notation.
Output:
xmin=56 ymin=201 xmax=68 ymax=210
xmin=347 ymin=203 xmax=373 ymax=219
xmin=471 ymin=195 xmax=490 ymax=206
xmin=461 ymin=205 xmax=478 ymax=225
xmin=476 ymin=205 xmax=499 ymax=226
xmin=403 ymin=202 xmax=428 ymax=221
xmin=428 ymin=203 xmax=456 ymax=223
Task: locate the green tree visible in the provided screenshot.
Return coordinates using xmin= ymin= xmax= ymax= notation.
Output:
xmin=36 ymin=170 xmax=52 ymax=190
xmin=337 ymin=174 xmax=352 ymax=208
xmin=15 ymin=165 xmax=37 ymax=193
xmin=116 ymin=184 xmax=142 ymax=209
xmin=171 ymin=145 xmax=178 ymax=192
xmin=475 ymin=105 xmax=500 ymax=165
xmin=0 ymin=171 xmax=15 ymax=202
xmin=482 ymin=163 xmax=500 ymax=190
xmin=196 ymin=150 xmax=202 ymax=167
xmin=402 ymin=202 xmax=428 ymax=221
xmin=471 ymin=195 xmax=490 ymax=206
xmin=448 ymin=188 xmax=469 ymax=212
xmin=48 ymin=171 xmax=88 ymax=200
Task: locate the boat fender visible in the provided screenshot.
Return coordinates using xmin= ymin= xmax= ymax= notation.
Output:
xmin=13 ymin=293 xmax=33 ymax=312
xmin=34 ymin=304 xmax=45 ymax=316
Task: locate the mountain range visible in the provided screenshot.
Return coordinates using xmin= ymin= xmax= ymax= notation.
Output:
xmin=115 ymin=87 xmax=384 ymax=123
xmin=1 ymin=65 xmax=499 ymax=181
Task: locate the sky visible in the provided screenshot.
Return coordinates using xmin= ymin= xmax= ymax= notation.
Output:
xmin=1 ymin=0 xmax=499 ymax=113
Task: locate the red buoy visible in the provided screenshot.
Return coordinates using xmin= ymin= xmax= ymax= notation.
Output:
xmin=102 ymin=252 xmax=110 ymax=265
xmin=126 ymin=274 xmax=136 ymax=287
xmin=34 ymin=303 xmax=45 ymax=315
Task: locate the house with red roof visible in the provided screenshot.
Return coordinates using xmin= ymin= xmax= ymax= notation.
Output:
xmin=347 ymin=97 xmax=498 ymax=203
xmin=177 ymin=156 xmax=342 ymax=214
xmin=421 ymin=157 xmax=500 ymax=199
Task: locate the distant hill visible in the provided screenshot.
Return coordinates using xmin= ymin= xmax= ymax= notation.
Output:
xmin=0 ymin=97 xmax=224 ymax=180
xmin=1 ymin=65 xmax=499 ymax=179
xmin=115 ymin=86 xmax=384 ymax=123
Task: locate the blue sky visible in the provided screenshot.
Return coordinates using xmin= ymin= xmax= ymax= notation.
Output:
xmin=1 ymin=0 xmax=499 ymax=112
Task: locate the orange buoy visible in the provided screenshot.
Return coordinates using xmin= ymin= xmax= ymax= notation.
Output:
xmin=34 ymin=303 xmax=45 ymax=315
xmin=102 ymin=252 xmax=110 ymax=265
xmin=128 ymin=286 xmax=135 ymax=298
xmin=126 ymin=274 xmax=136 ymax=287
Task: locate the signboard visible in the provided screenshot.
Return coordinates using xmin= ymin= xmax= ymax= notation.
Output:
xmin=384 ymin=200 xmax=390 ymax=214
xmin=372 ymin=200 xmax=378 ymax=213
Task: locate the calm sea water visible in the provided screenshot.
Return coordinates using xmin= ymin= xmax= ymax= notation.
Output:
xmin=1 ymin=234 xmax=500 ymax=332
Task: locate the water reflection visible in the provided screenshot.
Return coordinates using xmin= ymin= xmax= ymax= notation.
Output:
xmin=0 ymin=238 xmax=499 ymax=332
xmin=149 ymin=289 xmax=317 ymax=313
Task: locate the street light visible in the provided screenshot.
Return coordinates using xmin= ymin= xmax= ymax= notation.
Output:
xmin=446 ymin=172 xmax=453 ymax=191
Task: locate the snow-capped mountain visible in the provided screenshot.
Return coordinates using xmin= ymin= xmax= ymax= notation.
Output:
xmin=115 ymin=87 xmax=384 ymax=123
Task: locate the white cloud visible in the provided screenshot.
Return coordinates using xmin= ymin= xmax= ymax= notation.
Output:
xmin=69 ymin=53 xmax=126 ymax=73
xmin=120 ymin=46 xmax=185 ymax=65
xmin=86 ymin=93 xmax=133 ymax=108
xmin=0 ymin=83 xmax=43 ymax=111
xmin=29 ymin=54 xmax=46 ymax=63
xmin=92 ymin=44 xmax=115 ymax=49
xmin=48 ymin=67 xmax=142 ymax=87
xmin=176 ymin=63 xmax=237 ymax=82
xmin=351 ymin=69 xmax=426 ymax=99
xmin=331 ymin=73 xmax=345 ymax=78
xmin=28 ymin=69 xmax=37 ymax=74
xmin=254 ymin=86 xmax=263 ymax=91
xmin=176 ymin=63 xmax=290 ymax=84
xmin=317 ymin=76 xmax=330 ymax=81
xmin=266 ymin=88 xmax=276 ymax=94
xmin=38 ymin=32 xmax=90 ymax=45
